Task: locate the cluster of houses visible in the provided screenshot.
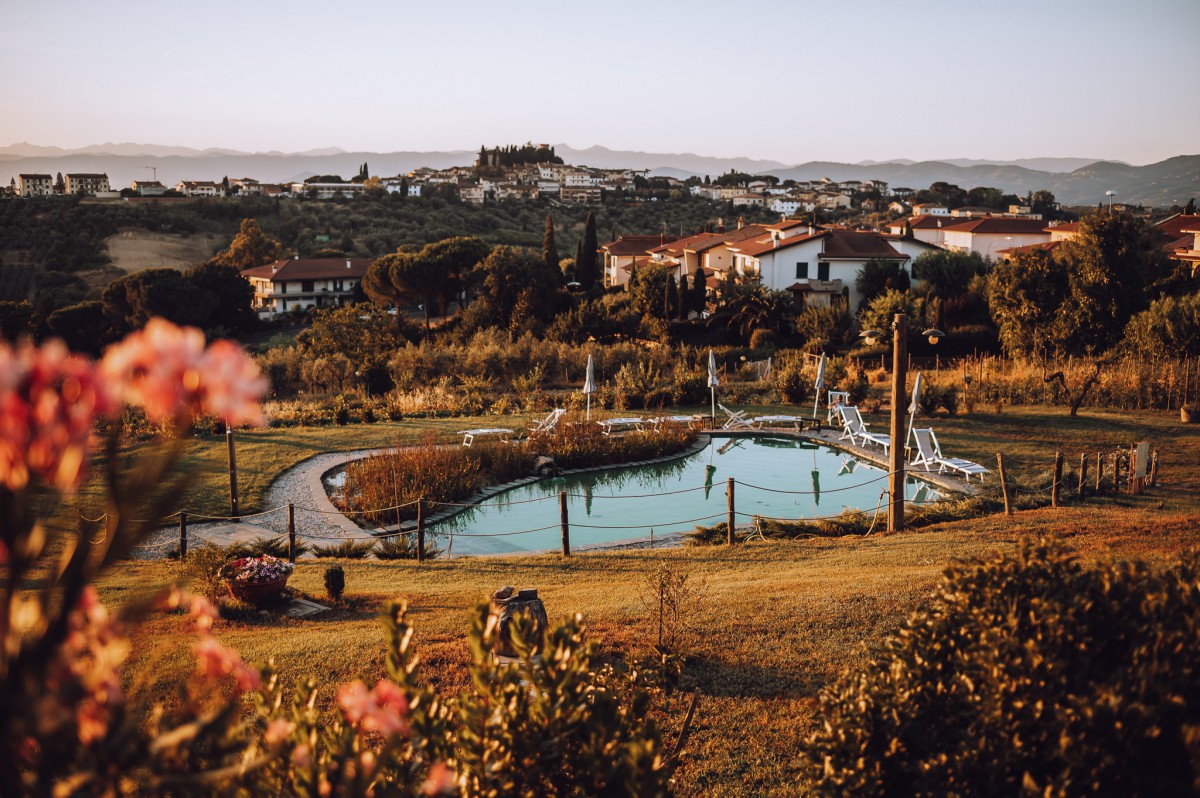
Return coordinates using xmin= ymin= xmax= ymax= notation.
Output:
xmin=601 ymin=211 xmax=1200 ymax=312
xmin=189 ymin=206 xmax=1200 ymax=320
xmin=9 ymin=161 xmax=902 ymax=209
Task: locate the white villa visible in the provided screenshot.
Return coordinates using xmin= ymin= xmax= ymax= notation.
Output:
xmin=241 ymin=257 xmax=370 ymax=316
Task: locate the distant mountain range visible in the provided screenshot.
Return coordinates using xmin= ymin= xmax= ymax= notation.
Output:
xmin=1 ymin=143 xmax=1196 ymax=207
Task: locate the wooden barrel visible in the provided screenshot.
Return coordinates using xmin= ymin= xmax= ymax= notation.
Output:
xmin=489 ymin=586 xmax=548 ymax=658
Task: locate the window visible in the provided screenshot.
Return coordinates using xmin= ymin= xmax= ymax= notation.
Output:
xmin=795 ymin=261 xmax=809 ymax=279
xmin=817 ymin=262 xmax=830 ymax=281
xmin=301 ymin=280 xmax=315 ymax=293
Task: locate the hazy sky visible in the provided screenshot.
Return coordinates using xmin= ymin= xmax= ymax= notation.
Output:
xmin=2 ymin=0 xmax=1196 ymax=164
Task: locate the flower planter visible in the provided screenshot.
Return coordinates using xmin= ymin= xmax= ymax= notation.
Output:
xmin=229 ymin=575 xmax=289 ymax=605
xmin=223 ymin=556 xmax=295 ymax=606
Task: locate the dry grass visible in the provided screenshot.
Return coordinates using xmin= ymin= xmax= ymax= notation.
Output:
xmin=103 ymin=229 xmax=223 ymax=272
xmin=80 ymin=406 xmax=1200 ymax=795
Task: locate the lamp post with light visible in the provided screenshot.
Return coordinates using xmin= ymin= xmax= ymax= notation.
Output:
xmin=1106 ymin=190 xmax=1117 ymax=212
xmin=858 ymin=316 xmax=944 ymax=532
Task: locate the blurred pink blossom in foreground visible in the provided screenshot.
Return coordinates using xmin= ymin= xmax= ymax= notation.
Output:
xmin=337 ymin=678 xmax=409 ymax=737
xmin=0 ymin=318 xmax=266 ymax=493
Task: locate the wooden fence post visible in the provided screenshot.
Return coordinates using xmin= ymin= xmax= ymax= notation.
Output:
xmin=1095 ymin=452 xmax=1104 ymax=495
xmin=1077 ymin=453 xmax=1088 ymax=500
xmin=727 ymin=478 xmax=736 ymax=544
xmin=287 ymin=504 xmax=296 ymax=563
xmin=416 ymin=498 xmax=426 ymax=564
xmin=996 ymin=454 xmax=1012 ymax=515
xmin=179 ymin=512 xmax=187 ymax=560
xmin=1150 ymin=450 xmax=1159 ymax=487
xmin=559 ymin=491 xmax=570 ymax=557
xmin=1051 ymin=452 xmax=1063 ymax=508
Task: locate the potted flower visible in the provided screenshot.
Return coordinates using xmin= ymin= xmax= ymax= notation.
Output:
xmin=222 ymin=555 xmax=295 ymax=605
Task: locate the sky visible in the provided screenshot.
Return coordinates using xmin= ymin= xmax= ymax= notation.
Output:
xmin=2 ymin=0 xmax=1197 ymax=165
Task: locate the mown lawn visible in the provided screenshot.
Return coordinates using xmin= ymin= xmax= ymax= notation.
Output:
xmin=92 ymin=404 xmax=1200 ymax=796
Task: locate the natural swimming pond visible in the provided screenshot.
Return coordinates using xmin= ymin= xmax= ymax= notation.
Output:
xmin=428 ymin=436 xmax=943 ymax=556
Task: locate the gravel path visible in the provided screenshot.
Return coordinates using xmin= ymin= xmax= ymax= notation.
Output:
xmin=136 ymin=448 xmax=389 ymax=557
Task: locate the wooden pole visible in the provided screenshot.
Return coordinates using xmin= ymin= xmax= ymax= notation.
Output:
xmin=559 ymin=491 xmax=570 ymax=557
xmin=1095 ymin=452 xmax=1104 ymax=495
xmin=1150 ymin=450 xmax=1159 ymax=487
xmin=996 ymin=454 xmax=1012 ymax=515
xmin=179 ymin=512 xmax=187 ymax=560
xmin=287 ymin=504 xmax=296 ymax=563
xmin=1051 ymin=452 xmax=1063 ymax=508
xmin=416 ymin=498 xmax=426 ymax=564
xmin=226 ymin=427 xmax=240 ymax=521
xmin=727 ymin=478 xmax=736 ymax=545
xmin=1077 ymin=453 xmax=1088 ymax=500
xmin=889 ymin=314 xmax=908 ymax=532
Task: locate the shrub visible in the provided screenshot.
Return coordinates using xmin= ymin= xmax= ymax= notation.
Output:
xmin=311 ymin=539 xmax=375 ymax=559
xmin=226 ymin=535 xmax=296 ymax=560
xmin=172 ymin=542 xmax=233 ymax=598
xmin=374 ymin=534 xmax=441 ymax=560
xmin=803 ymin=539 xmax=1200 ymax=797
xmin=748 ymin=328 xmax=777 ymax=351
xmin=772 ymin=355 xmax=808 ymax=403
xmin=323 ymin=565 xmax=345 ymax=600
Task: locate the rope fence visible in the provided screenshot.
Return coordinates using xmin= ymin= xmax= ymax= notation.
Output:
xmin=96 ymin=443 xmax=1157 ymax=562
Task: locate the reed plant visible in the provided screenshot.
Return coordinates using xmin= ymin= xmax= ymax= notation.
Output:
xmin=310 ymin=539 xmax=376 ymax=559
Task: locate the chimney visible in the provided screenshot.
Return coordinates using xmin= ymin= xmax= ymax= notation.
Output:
xmin=271 ymin=262 xmax=279 ymax=274
xmin=771 ymin=230 xmax=780 ymax=248
xmin=807 ymin=225 xmax=814 ymax=236
xmin=346 ymin=258 xmax=352 ymax=269
xmin=737 ymin=216 xmax=744 ymax=230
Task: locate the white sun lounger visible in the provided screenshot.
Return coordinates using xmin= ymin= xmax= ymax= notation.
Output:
xmin=458 ymin=428 xmax=514 ymax=447
xmin=838 ymin=406 xmax=891 ymax=456
xmin=752 ymin=415 xmax=806 ymax=432
xmin=528 ymin=408 xmax=567 ymax=435
xmin=910 ymin=428 xmax=990 ymax=481
xmin=719 ymin=403 xmax=753 ymax=430
xmin=597 ymin=417 xmax=645 ymax=436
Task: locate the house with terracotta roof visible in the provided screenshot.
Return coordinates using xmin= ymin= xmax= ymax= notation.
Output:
xmin=647 ymin=222 xmax=788 ymax=285
xmin=1171 ymin=225 xmax=1200 ymax=277
xmin=886 ymin=214 xmax=957 ymax=246
xmin=601 ymin=234 xmax=676 ymax=287
xmin=240 ymin=257 xmax=371 ymax=317
xmin=729 ymin=229 xmax=917 ymax=308
xmin=940 ymin=217 xmax=1052 ymax=259
xmin=910 ymin=202 xmax=949 ymax=216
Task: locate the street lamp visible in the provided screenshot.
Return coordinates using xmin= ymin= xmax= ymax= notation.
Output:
xmin=858 ymin=315 xmax=943 ymax=532
xmin=1106 ymin=190 xmax=1116 ymax=211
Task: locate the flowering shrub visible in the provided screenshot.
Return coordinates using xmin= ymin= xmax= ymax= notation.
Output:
xmin=224 ymin=554 xmax=296 ymax=585
xmin=0 ymin=320 xmax=671 ymax=796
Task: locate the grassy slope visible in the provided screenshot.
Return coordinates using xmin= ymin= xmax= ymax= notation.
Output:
xmin=92 ymin=406 xmax=1200 ymax=796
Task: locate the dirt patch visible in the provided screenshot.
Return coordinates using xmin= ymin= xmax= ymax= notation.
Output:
xmin=104 ymin=230 xmax=223 ymax=272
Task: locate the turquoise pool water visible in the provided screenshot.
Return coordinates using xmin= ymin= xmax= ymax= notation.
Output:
xmin=430 ymin=436 xmax=942 ymax=556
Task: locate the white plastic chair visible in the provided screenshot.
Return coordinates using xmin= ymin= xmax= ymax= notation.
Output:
xmin=838 ymin=406 xmax=891 ymax=455
xmin=827 ymin=391 xmax=850 ymax=425
xmin=529 ymin=408 xmax=567 ymax=435
xmin=910 ymin=428 xmax=989 ymax=481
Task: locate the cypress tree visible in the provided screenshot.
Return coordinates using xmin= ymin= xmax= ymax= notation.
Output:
xmin=578 ymin=211 xmax=599 ymax=290
xmin=678 ymin=272 xmax=691 ymax=319
xmin=691 ymin=268 xmax=708 ymax=314
xmin=543 ymin=214 xmax=560 ymax=280
xmin=665 ymin=274 xmax=678 ymax=320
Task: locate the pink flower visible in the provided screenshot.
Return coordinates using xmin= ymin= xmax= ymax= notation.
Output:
xmin=0 ymin=338 xmax=115 ymax=492
xmin=193 ymin=637 xmax=261 ymax=692
xmin=198 ymin=340 xmax=268 ymax=427
xmin=422 ymin=762 xmax=456 ymax=796
xmin=291 ymin=743 xmax=312 ymax=769
xmin=265 ymin=718 xmax=293 ymax=746
xmin=189 ymin=595 xmax=218 ymax=632
xmin=100 ymin=318 xmax=266 ymax=427
xmin=337 ymin=678 xmax=409 ymax=737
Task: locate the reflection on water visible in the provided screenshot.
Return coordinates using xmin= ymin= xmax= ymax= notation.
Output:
xmin=428 ymin=436 xmax=942 ymax=556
